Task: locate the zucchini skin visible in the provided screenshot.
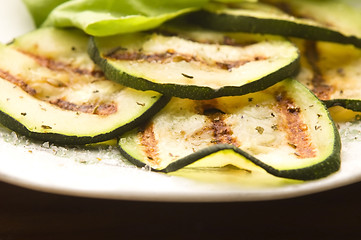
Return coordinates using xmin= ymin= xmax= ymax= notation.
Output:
xmin=88 ymin=36 xmax=300 ymax=100
xmin=0 ymin=94 xmax=170 ymax=145
xmin=119 ymin=143 xmax=340 ymax=181
xmin=190 ymin=6 xmax=361 ymax=48
xmin=324 ymin=100 xmax=361 ymax=112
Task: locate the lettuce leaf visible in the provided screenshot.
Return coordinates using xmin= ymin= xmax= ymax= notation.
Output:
xmin=23 ymin=0 xmax=256 ymax=36
xmin=41 ymin=0 xmax=208 ymax=36
xmin=22 ymin=0 xmax=71 ymax=27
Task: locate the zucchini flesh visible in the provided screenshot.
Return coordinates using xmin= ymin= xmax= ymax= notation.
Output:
xmin=295 ymin=40 xmax=361 ymax=112
xmin=0 ymin=27 xmax=169 ymax=145
xmin=191 ymin=0 xmax=361 ymax=48
xmin=89 ymin=27 xmax=300 ymax=100
xmin=118 ymin=79 xmax=341 ymax=180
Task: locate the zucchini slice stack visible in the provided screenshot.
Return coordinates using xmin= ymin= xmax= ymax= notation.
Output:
xmin=0 ymin=28 xmax=169 ymax=145
xmin=4 ymin=0 xmax=360 ymax=182
xmin=188 ymin=0 xmax=361 ymax=113
xmin=88 ymin=24 xmax=341 ymax=180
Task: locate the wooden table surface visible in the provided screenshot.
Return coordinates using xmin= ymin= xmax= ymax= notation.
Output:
xmin=1 ymin=179 xmax=361 ymax=240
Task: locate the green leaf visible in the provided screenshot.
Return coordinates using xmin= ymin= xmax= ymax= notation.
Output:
xmin=22 ymin=0 xmax=71 ymax=27
xmin=41 ymin=0 xmax=208 ymax=36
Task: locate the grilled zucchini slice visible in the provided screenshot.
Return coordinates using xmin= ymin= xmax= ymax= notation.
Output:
xmin=296 ymin=40 xmax=361 ymax=111
xmin=89 ymin=27 xmax=299 ymax=100
xmin=191 ymin=0 xmax=361 ymax=48
xmin=0 ymin=27 xmax=169 ymax=145
xmin=118 ymin=79 xmax=340 ymax=180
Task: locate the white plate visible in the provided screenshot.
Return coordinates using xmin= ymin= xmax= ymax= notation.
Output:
xmin=0 ymin=0 xmax=361 ymax=202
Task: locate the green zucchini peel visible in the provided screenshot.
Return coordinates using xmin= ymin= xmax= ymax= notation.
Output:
xmin=190 ymin=0 xmax=361 ymax=48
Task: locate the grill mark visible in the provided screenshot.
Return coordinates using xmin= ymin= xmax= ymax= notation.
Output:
xmin=0 ymin=58 xmax=115 ymax=116
xmin=49 ymin=99 xmax=117 ymax=115
xmin=26 ymin=51 xmax=117 ymax=116
xmin=139 ymin=123 xmax=160 ymax=166
xmin=17 ymin=50 xmax=120 ymax=116
xmin=193 ymin=100 xmax=240 ymax=147
xmin=19 ymin=50 xmax=104 ymax=77
xmin=210 ymin=112 xmax=239 ymax=146
xmin=276 ymin=91 xmax=316 ymax=159
xmin=0 ymin=69 xmax=37 ymax=95
xmin=107 ymin=49 xmax=267 ymax=71
xmin=304 ymin=41 xmax=333 ymax=100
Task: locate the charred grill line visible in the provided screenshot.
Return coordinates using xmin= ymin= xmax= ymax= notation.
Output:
xmin=19 ymin=50 xmax=104 ymax=77
xmin=139 ymin=123 xmax=160 ymax=166
xmin=49 ymin=99 xmax=117 ymax=115
xmin=304 ymin=41 xmax=333 ymax=100
xmin=195 ymin=101 xmax=240 ymax=146
xmin=7 ymin=50 xmax=118 ymax=116
xmin=276 ymin=91 xmax=316 ymax=159
xmin=0 ymin=69 xmax=37 ymax=95
xmin=209 ymin=112 xmax=239 ymax=146
xmin=107 ymin=48 xmax=267 ymax=71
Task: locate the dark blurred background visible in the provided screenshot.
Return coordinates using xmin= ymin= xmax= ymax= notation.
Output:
xmin=1 ymin=180 xmax=361 ymax=240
